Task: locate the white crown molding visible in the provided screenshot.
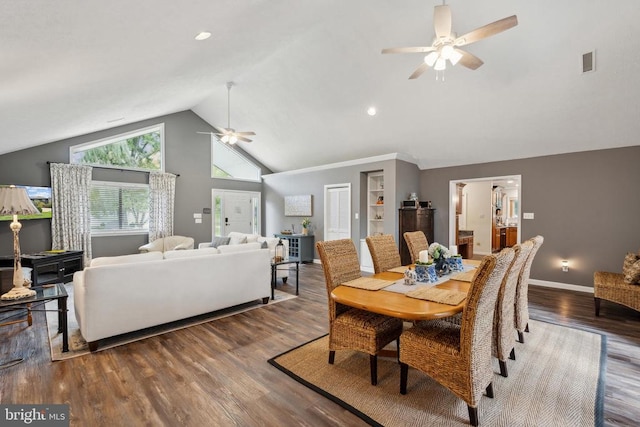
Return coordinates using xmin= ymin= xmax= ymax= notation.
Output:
xmin=263 ymin=152 xmax=419 ymax=177
xmin=530 ymin=279 xmax=594 ymax=294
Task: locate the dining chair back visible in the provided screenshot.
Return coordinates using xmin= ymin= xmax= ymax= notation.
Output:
xmin=403 ymin=231 xmax=429 ymax=264
xmin=400 ymin=247 xmax=516 ymax=427
xmin=493 ymin=240 xmax=533 ymax=377
xmin=514 ymin=235 xmax=544 ymax=343
xmin=366 ymin=234 xmax=402 ymax=274
xmin=316 ymin=239 xmax=403 ymax=386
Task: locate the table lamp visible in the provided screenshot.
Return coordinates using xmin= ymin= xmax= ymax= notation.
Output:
xmin=0 ymin=185 xmax=40 ymax=300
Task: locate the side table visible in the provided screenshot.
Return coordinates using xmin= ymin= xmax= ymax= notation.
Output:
xmin=0 ymin=283 xmax=69 ymax=352
xmin=271 ymin=260 xmax=299 ymax=300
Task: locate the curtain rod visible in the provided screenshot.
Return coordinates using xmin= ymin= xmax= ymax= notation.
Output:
xmin=46 ymin=161 xmax=180 ymax=177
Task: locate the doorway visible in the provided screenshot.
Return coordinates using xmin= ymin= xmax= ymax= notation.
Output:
xmin=324 ymin=184 xmax=351 ymax=241
xmin=211 ymin=189 xmax=261 ymax=238
xmin=449 ymin=175 xmax=521 ymax=257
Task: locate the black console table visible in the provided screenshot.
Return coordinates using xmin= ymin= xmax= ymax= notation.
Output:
xmin=0 ymin=251 xmax=83 ymax=287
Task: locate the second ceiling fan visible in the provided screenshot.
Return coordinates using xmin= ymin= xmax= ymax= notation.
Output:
xmin=382 ymin=3 xmax=518 ymax=79
xmin=201 ymin=82 xmax=255 ymax=144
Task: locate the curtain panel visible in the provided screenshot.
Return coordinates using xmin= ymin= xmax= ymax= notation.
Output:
xmin=148 ymin=172 xmax=176 ymax=242
xmin=50 ymin=163 xmax=92 ymax=265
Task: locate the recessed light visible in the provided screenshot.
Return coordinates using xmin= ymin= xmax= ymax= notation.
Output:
xmin=195 ymin=31 xmax=211 ymax=41
xmin=367 ymin=107 xmax=377 ymax=116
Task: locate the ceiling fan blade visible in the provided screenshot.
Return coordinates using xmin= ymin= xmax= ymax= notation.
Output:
xmin=433 ymin=5 xmax=452 ymax=39
xmin=236 ymin=136 xmax=253 ymax=143
xmin=235 ymin=131 xmax=256 ymax=136
xmin=454 ymin=15 xmax=518 ymax=47
xmin=196 ymin=131 xmax=213 ymax=135
xmin=455 ymin=49 xmax=484 ymax=70
xmin=382 ymin=46 xmax=436 ymax=54
xmin=409 ymin=62 xmax=430 ymax=80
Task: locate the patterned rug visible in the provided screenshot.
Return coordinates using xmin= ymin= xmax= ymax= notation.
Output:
xmin=46 ymin=283 xmax=297 ymax=361
xmin=269 ymin=320 xmax=605 ymax=427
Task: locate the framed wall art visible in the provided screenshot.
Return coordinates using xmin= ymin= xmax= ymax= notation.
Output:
xmin=284 ymin=195 xmax=312 ymax=217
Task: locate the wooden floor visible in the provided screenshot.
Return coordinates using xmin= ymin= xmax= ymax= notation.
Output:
xmin=1 ymin=263 xmax=639 ymax=426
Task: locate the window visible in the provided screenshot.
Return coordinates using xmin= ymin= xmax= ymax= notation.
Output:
xmin=211 ymin=138 xmax=261 ymax=181
xmin=90 ymin=181 xmax=149 ymax=235
xmin=70 ymin=124 xmax=164 ymax=172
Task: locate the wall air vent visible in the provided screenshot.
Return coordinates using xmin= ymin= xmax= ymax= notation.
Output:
xmin=582 ymin=51 xmax=595 ymax=73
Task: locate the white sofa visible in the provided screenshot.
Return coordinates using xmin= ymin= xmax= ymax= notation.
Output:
xmin=73 ymin=244 xmax=270 ymax=351
xmin=199 ymin=232 xmax=290 ymax=282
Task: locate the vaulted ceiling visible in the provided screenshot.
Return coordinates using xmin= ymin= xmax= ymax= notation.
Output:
xmin=1 ymin=1 xmax=638 ymax=172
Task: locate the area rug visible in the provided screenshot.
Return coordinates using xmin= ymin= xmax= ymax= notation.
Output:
xmin=46 ymin=283 xmax=297 ymax=361
xmin=269 ymin=320 xmax=606 ymax=427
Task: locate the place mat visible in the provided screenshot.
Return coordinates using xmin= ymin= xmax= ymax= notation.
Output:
xmin=450 ymin=269 xmax=476 ymax=282
xmin=340 ymin=277 xmax=394 ymax=291
xmin=406 ymin=287 xmax=467 ymax=305
xmin=387 ymin=265 xmax=412 ymax=274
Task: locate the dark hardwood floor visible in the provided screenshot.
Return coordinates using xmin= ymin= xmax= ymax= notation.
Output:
xmin=1 ymin=263 xmax=639 ymax=426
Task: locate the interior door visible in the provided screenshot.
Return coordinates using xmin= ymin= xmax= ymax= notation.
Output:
xmin=212 ymin=190 xmax=261 ymax=237
xmin=324 ymin=184 xmax=351 ymax=241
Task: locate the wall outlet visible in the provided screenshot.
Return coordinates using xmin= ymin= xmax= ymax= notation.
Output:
xmin=523 ymin=212 xmax=535 ymax=220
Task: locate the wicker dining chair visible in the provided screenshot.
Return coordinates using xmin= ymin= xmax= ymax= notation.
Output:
xmin=316 ymin=239 xmax=403 ymax=385
xmin=366 ymin=234 xmax=402 ymax=274
xmin=514 ymin=235 xmax=544 ymax=343
xmin=399 ymin=247 xmax=515 ymax=427
xmin=492 ymin=240 xmax=533 ymax=377
xmin=403 ymin=231 xmax=429 ymax=264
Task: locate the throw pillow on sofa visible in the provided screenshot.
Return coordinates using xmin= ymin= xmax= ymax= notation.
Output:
xmin=623 ymin=253 xmax=640 ymax=284
xmin=228 ymin=232 xmax=248 ymax=245
xmin=210 ymin=236 xmax=231 ymax=248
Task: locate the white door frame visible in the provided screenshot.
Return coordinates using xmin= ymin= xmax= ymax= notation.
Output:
xmin=211 ymin=189 xmax=261 ymax=237
xmin=323 ymin=183 xmax=351 ymax=241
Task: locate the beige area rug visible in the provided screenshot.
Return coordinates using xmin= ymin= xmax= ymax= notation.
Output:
xmin=269 ymin=320 xmax=605 ymax=427
xmin=46 ymin=283 xmax=297 ymax=361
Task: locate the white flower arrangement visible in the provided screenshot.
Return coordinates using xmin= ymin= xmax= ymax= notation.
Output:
xmin=428 ymin=242 xmax=452 ymax=260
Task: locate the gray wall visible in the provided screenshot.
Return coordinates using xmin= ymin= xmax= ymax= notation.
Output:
xmin=420 ymin=146 xmax=640 ymax=288
xmin=0 ymin=110 xmax=270 ymax=258
xmin=263 ymin=158 xmax=407 ymax=259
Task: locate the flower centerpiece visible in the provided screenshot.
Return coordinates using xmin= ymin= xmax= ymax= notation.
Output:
xmin=301 ymin=218 xmax=311 ymax=235
xmin=428 ymin=242 xmax=452 ymax=276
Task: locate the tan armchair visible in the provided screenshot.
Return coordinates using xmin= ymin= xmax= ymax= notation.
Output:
xmin=138 ymin=235 xmax=194 ymax=253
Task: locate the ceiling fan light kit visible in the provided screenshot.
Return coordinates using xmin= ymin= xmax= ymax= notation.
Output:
xmin=199 ymin=82 xmax=256 ymax=144
xmin=382 ymin=3 xmax=518 ymax=80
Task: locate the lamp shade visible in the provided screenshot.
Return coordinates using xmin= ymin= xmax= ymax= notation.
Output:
xmin=0 ymin=186 xmax=40 ymax=216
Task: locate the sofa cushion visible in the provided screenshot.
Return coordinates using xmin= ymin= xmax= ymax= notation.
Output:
xmin=227 ymin=232 xmax=248 ymax=245
xmin=164 ymin=247 xmax=220 ymax=259
xmin=91 ymin=251 xmax=163 ymax=267
xmin=218 ymin=242 xmax=262 ymax=254
xmin=210 ymin=236 xmax=231 ymax=248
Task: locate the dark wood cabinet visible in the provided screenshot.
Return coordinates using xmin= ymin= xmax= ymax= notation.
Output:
xmin=398 ymin=208 xmax=435 ymax=265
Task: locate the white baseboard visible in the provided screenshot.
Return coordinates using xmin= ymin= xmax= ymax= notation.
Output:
xmin=529 ymin=279 xmax=594 ymax=294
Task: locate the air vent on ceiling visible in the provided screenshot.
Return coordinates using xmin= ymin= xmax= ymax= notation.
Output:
xmin=582 ymin=51 xmax=595 ymax=73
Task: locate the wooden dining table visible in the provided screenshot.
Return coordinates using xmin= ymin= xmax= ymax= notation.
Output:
xmin=330 ymin=261 xmax=480 ymax=321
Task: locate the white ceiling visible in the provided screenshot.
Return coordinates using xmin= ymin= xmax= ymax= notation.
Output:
xmin=1 ymin=1 xmax=639 ymax=172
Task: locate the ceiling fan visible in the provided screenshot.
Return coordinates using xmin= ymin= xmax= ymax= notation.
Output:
xmin=382 ymin=2 xmax=518 ymax=79
xmin=198 ymin=82 xmax=255 ymax=144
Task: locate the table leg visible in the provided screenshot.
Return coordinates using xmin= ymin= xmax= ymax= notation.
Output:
xmin=27 ymin=303 xmax=32 ymax=326
xmin=295 ymin=262 xmax=299 ymax=296
xmin=58 ymin=296 xmax=69 ymax=353
xmin=271 ymin=264 xmax=276 ymax=300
